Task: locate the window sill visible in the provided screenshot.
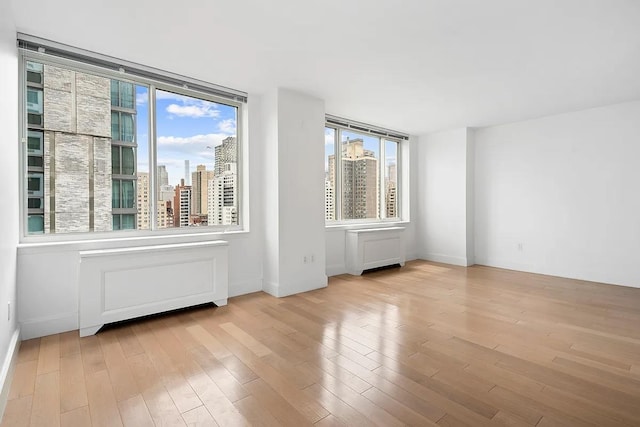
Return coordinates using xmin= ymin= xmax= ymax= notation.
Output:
xmin=325 ymin=220 xmax=410 ymax=232
xmin=17 ymin=227 xmax=249 ymax=254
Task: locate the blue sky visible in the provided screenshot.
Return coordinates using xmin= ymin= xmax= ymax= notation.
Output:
xmin=135 ymin=86 xmax=237 ymax=186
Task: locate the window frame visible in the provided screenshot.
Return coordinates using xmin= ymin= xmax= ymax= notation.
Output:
xmin=325 ymin=118 xmax=405 ymax=226
xmin=18 ymin=48 xmax=246 ymax=242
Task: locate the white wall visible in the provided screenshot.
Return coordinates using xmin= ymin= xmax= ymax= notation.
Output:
xmin=416 ymin=128 xmax=474 ymax=266
xmin=475 ymin=101 xmax=640 ymax=288
xmin=325 ymin=136 xmax=418 ymax=276
xmin=0 ymin=0 xmax=20 ymax=414
xmin=262 ymin=88 xmax=327 ymax=296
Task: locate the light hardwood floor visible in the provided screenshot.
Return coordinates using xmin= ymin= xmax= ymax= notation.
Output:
xmin=3 ymin=260 xmax=640 ymax=426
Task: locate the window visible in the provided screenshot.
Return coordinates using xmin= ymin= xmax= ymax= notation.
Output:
xmin=325 ymin=116 xmax=405 ymax=223
xmin=20 ymin=38 xmax=245 ymax=237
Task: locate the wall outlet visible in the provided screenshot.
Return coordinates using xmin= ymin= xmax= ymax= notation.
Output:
xmin=311 ymin=254 xmax=315 ymax=263
xmin=7 ymin=302 xmax=10 ymax=321
xmin=517 ymin=243 xmax=524 ymax=251
xmin=303 ymin=256 xmax=308 ymax=264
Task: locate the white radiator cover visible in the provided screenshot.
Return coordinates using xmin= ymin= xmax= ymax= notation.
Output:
xmin=78 ymin=241 xmax=228 ymax=336
xmin=346 ymin=227 xmax=406 ymax=275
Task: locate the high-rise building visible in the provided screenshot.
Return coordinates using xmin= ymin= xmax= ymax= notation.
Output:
xmin=385 ymin=163 xmax=397 ymax=218
xmin=191 ymin=164 xmax=214 ymax=216
xmin=214 ymin=136 xmax=237 ymax=175
xmin=206 ymin=136 xmax=239 ymax=225
xmin=158 ymin=165 xmax=169 ymax=187
xmin=137 ymin=172 xmax=174 ymax=229
xmin=325 ymin=180 xmax=335 ymax=220
xmin=208 ymin=163 xmax=237 ymax=225
xmin=173 ymin=179 xmax=192 ymax=227
xmin=184 ymin=160 xmax=190 ymax=186
xmin=26 ymin=62 xmax=117 ymax=234
xmin=329 ymin=138 xmax=378 ymax=219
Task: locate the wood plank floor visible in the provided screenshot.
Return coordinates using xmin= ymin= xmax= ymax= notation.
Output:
xmin=3 ymin=260 xmax=640 ymax=426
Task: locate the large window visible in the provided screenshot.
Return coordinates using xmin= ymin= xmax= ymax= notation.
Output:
xmin=20 ymin=40 xmax=245 ymax=237
xmin=325 ymin=117 xmax=405 ymax=223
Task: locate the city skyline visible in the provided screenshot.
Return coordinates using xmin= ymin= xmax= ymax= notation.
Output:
xmin=135 ymin=87 xmax=238 ymax=186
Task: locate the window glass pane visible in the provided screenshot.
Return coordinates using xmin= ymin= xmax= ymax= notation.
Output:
xmin=155 ymin=89 xmax=238 ymax=228
xmin=111 ymin=146 xmax=120 ymax=174
xmin=26 ymin=62 xmax=43 ymax=84
xmin=28 ymin=198 xmax=43 ymax=209
xmin=122 ymin=147 xmax=135 ymax=175
xmin=121 ymin=83 xmax=134 ymax=109
xmin=110 ymin=80 xmax=119 ymax=107
xmin=27 ymin=131 xmax=43 ymax=154
xmin=325 ymin=127 xmax=336 ymax=221
xmin=112 ymin=215 xmax=121 ymax=230
xmin=27 ymin=173 xmax=43 ymax=195
xmin=111 ymin=111 xmax=119 ymax=140
xmin=384 ymin=140 xmax=398 ymax=218
xmin=112 ymin=180 xmax=120 ymax=208
xmin=121 ymin=113 xmax=134 ymax=142
xmin=341 ymin=131 xmax=380 ymax=220
xmin=28 ymin=156 xmax=43 ymax=168
xmin=122 ymin=180 xmax=135 ymax=208
xmin=28 ymin=215 xmax=44 ymax=234
xmin=26 ymin=89 xmax=43 ymax=114
xmin=121 ymin=214 xmax=135 ymax=230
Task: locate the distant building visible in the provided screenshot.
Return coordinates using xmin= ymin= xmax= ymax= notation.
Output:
xmin=137 ymin=172 xmax=174 ymax=229
xmin=208 ymin=163 xmax=237 ymax=225
xmin=207 ymin=136 xmax=238 ymax=225
xmin=173 ymin=179 xmax=192 ymax=227
xmin=327 ymin=138 xmax=378 ymax=220
xmin=191 ymin=164 xmax=214 ymax=216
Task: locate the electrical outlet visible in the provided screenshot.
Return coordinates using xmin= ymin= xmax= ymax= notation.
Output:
xmin=517 ymin=243 xmax=523 ymax=251
xmin=303 ymin=256 xmax=308 ymax=264
xmin=311 ymin=254 xmax=315 ymax=263
xmin=7 ymin=302 xmax=10 ymax=321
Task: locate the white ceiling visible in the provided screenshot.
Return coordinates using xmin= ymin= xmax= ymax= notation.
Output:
xmin=10 ymin=0 xmax=640 ymax=135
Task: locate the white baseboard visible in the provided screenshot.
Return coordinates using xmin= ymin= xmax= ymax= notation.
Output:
xmin=420 ymin=253 xmax=470 ymax=267
xmin=229 ymin=278 xmax=263 ymax=298
xmin=263 ymin=277 xmax=328 ymax=298
xmin=20 ymin=312 xmax=78 ymax=340
xmin=0 ymin=328 xmax=20 ymax=422
xmin=326 ymin=263 xmax=347 ymax=277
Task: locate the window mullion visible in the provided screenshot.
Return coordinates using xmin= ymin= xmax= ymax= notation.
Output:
xmin=379 ymin=138 xmax=386 ymax=220
xmin=149 ymin=86 xmax=157 ymax=231
xmin=335 ymin=128 xmax=342 ymax=221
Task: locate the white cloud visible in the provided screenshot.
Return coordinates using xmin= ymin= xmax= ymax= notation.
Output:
xmin=218 ymin=118 xmax=236 ymax=135
xmin=136 ymin=92 xmax=148 ymax=106
xmin=166 ymin=103 xmax=220 ymax=118
xmin=157 ymin=133 xmax=230 ymax=153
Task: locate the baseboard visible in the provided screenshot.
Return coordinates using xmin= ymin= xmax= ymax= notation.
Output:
xmin=262 ymin=280 xmax=280 ymax=297
xmin=263 ymin=277 xmax=328 ymax=298
xmin=326 ymin=263 xmax=347 ymax=277
xmin=0 ymin=328 xmax=20 ymax=422
xmin=474 ymin=257 xmax=640 ymax=289
xmin=229 ymin=278 xmax=263 ymax=298
xmin=20 ymin=312 xmax=78 ymax=340
xmin=421 ymin=253 xmax=470 ymax=267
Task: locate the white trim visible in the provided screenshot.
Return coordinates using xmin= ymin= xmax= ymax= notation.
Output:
xmin=326 ymin=264 xmax=347 ymax=277
xmin=420 ymin=253 xmax=471 ymax=267
xmin=19 ymin=312 xmax=78 ymax=340
xmin=263 ymin=279 xmax=328 ymax=298
xmin=228 ymin=279 xmax=263 ymax=298
xmin=0 ymin=328 xmax=20 ymax=423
